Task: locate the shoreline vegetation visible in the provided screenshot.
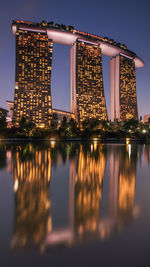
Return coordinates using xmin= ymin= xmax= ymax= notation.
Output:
xmin=0 ymin=116 xmax=150 ymax=143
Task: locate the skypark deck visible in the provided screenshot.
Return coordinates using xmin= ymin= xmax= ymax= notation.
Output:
xmin=12 ymin=20 xmax=144 ymax=68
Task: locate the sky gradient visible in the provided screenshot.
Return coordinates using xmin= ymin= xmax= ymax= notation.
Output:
xmin=0 ymin=0 xmax=149 ymax=119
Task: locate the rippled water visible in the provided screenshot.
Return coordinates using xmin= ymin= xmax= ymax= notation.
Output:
xmin=0 ymin=141 xmax=150 ymax=267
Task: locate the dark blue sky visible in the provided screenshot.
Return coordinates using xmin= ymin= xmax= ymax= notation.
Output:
xmin=0 ymin=0 xmax=150 ymax=118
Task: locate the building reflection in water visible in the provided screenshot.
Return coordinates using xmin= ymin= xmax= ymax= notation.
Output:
xmin=144 ymin=145 xmax=150 ymax=165
xmin=11 ymin=144 xmax=52 ymax=252
xmin=99 ymin=144 xmax=139 ymax=239
xmin=118 ymin=145 xmax=136 ymax=227
xmin=74 ymin=143 xmax=106 ymax=236
xmin=6 ymin=142 xmax=149 ymax=250
xmin=0 ymin=143 xmax=7 ymax=170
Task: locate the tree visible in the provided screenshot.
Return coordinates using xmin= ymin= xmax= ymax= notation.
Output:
xmin=58 ymin=116 xmax=69 ymax=137
xmin=52 ymin=112 xmax=58 ymax=121
xmin=25 ymin=121 xmax=35 ymax=136
xmin=0 ymin=116 xmax=7 ymax=129
xmin=61 ymin=116 xmax=67 ymax=130
xmin=123 ymin=119 xmax=139 ymax=132
xmin=90 ymin=118 xmax=100 ymax=131
xmin=82 ymin=118 xmax=100 ymax=133
xmin=41 ymin=20 xmax=47 ymax=27
xmin=48 ymin=21 xmax=54 ymax=27
xmin=82 ymin=118 xmax=91 ymax=130
xmin=19 ymin=116 xmax=26 ymax=130
xmin=81 ymin=119 xmax=93 ymax=136
xmin=55 ymin=23 xmax=61 ymax=29
xmin=19 ymin=117 xmax=35 ymax=136
xmin=68 ymin=118 xmax=79 ymax=136
xmin=50 ymin=113 xmax=58 ymax=133
xmin=61 ymin=24 xmax=66 ymax=30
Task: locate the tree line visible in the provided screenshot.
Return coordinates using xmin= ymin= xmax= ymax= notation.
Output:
xmin=0 ymin=113 xmax=150 ymax=140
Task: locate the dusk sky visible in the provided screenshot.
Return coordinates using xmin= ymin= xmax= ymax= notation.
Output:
xmin=0 ymin=0 xmax=150 ymax=119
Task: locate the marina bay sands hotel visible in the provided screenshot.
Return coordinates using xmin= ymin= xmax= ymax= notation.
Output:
xmin=12 ymin=20 xmax=144 ymax=127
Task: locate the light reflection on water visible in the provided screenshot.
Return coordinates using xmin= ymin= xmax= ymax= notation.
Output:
xmin=0 ymin=141 xmax=150 ymax=265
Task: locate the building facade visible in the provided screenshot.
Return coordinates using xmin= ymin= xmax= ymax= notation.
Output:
xmin=13 ymin=27 xmax=53 ymax=127
xmin=6 ymin=100 xmax=14 ymax=120
xmin=6 ymin=100 xmax=75 ymax=127
xmin=71 ymin=40 xmax=108 ymax=123
xmin=52 ymin=109 xmax=75 ymax=125
xmin=110 ymin=55 xmax=138 ymax=121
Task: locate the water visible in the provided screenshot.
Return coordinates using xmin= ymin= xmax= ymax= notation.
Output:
xmin=0 ymin=141 xmax=150 ymax=267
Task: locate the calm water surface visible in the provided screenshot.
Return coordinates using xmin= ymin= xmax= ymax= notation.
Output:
xmin=0 ymin=141 xmax=150 ymax=267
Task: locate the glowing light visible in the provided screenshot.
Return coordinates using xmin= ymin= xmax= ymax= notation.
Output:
xmin=126 ymin=138 xmax=130 ymax=145
xmin=50 ymin=137 xmax=56 ymax=148
xmin=126 ymin=138 xmax=131 ymax=158
xmin=50 ymin=137 xmax=56 ymax=141
xmin=39 ymin=124 xmax=45 ymax=128
xmin=128 ymin=144 xmax=131 ymax=159
xmin=93 ymin=137 xmax=98 ymax=142
xmin=14 ymin=179 xmax=19 ymax=192
xmin=142 ymin=129 xmax=146 ymax=133
xmin=92 ymin=138 xmax=98 ymax=150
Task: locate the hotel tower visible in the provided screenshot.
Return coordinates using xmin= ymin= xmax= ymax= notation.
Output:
xmin=110 ymin=55 xmax=138 ymax=121
xmin=70 ymin=40 xmax=107 ymax=123
xmin=12 ymin=23 xmax=53 ymax=127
